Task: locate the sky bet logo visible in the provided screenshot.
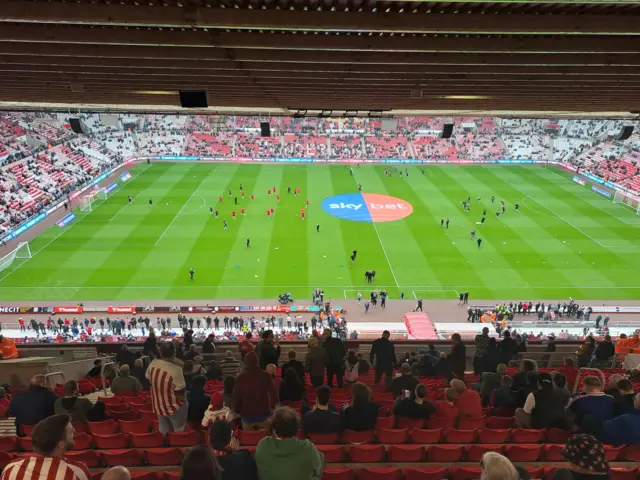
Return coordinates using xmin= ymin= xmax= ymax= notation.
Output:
xmin=322 ymin=193 xmax=413 ymax=223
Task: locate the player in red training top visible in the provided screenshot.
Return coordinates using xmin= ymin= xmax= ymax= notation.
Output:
xmin=250 ymin=193 xmax=255 ymax=200
xmin=270 ymin=208 xmax=275 ymax=217
xmin=266 ymin=209 xmax=271 ymax=218
xmin=300 ymin=209 xmax=305 ymax=220
xmin=228 ymin=189 xmax=232 ymax=198
xmin=218 ymin=195 xmax=223 ymax=203
xmin=276 ymin=195 xmax=280 ymax=203
xmin=241 ymin=190 xmax=245 ymax=199
xmin=306 ymin=199 xmax=310 ymax=207
xmin=268 ymin=189 xmax=271 ymax=196
xmin=240 ymin=207 xmax=245 ymax=216
xmin=273 ymin=186 xmax=277 ymax=193
xmin=232 ymin=210 xmax=236 ymax=220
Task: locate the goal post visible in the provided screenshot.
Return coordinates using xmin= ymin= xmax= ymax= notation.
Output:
xmin=0 ymin=241 xmax=32 ymax=273
xmin=613 ymin=190 xmax=640 ymax=214
xmin=80 ymin=188 xmax=108 ymax=212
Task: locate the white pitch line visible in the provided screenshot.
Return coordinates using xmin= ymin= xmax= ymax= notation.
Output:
xmin=351 ymin=171 xmax=400 ymax=288
xmin=108 ymin=195 xmax=138 ymax=222
xmin=154 ymin=174 xmax=209 ymax=246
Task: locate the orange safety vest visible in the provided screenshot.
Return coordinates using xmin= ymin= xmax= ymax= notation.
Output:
xmin=1 ymin=337 xmax=18 ymax=360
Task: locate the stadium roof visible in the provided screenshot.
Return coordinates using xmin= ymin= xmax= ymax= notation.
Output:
xmin=0 ymin=0 xmax=639 ymax=115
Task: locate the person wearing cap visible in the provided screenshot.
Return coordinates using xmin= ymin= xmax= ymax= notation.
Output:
xmin=515 ymin=372 xmax=568 ymax=429
xmin=201 ymin=391 xmax=232 ymax=429
xmin=209 ymin=419 xmax=258 ymax=479
xmin=553 ymin=434 xmax=610 ymax=479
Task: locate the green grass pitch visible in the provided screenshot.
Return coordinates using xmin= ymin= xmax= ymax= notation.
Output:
xmin=0 ymin=162 xmax=639 ymax=302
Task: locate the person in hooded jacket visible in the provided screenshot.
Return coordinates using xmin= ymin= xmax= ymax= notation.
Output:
xmin=233 ymin=351 xmax=279 ymax=430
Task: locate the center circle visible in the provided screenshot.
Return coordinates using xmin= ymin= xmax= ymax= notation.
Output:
xmin=321 ymin=193 xmax=413 ymax=223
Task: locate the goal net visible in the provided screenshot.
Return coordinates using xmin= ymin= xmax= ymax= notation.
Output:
xmin=613 ymin=190 xmax=640 ymax=214
xmin=0 ymin=242 xmax=32 ymax=273
xmin=80 ymin=188 xmax=108 ymax=212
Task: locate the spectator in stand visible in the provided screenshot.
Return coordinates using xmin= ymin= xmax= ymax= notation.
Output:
xmin=222 ymin=376 xmax=235 ymax=411
xmin=344 ymin=350 xmax=360 ymax=384
xmin=591 ymin=335 xmax=615 ymax=367
xmin=576 ymin=336 xmax=596 ymax=368
xmin=258 ymin=330 xmax=281 ymax=370
xmin=451 ymin=379 xmax=482 ymax=418
xmin=87 ymin=359 xmax=102 ymax=378
xmin=370 ymin=330 xmax=397 ymax=387
xmin=233 ymin=351 xmax=279 ymax=430
xmin=131 ymin=358 xmax=149 ymax=390
xmin=474 ymin=327 xmax=490 ymax=375
xmin=255 ymin=407 xmax=324 ymax=480
xmin=516 ymin=371 xmax=540 ymax=408
xmin=280 ymin=368 xmax=306 ymax=402
xmin=146 ymin=343 xmax=187 ymax=434
xmin=116 ymin=344 xmax=135 ymax=369
xmin=568 ymin=376 xmax=615 ymax=439
xmin=54 ymin=380 xmax=94 ymax=423
xmin=187 ymin=375 xmax=211 ymax=425
xmin=558 ymin=357 xmax=578 ymax=391
xmin=604 ymin=393 xmax=640 ymax=446
xmin=481 ymin=338 xmax=502 ymax=376
xmin=281 ymin=350 xmax=305 ymax=381
xmin=305 ymin=337 xmax=327 ymax=388
xmin=512 ymin=360 xmax=536 ymax=391
xmin=388 ymin=362 xmax=419 ymax=399
xmin=209 ymin=419 xmax=259 ymax=480
xmin=435 ymin=388 xmax=459 ymax=420
xmin=201 ymin=391 xmax=232 ymax=428
xmin=498 ymin=330 xmax=518 ymax=365
xmin=238 ymin=332 xmax=254 ymax=360
xmin=479 ymin=363 xmax=506 ymax=406
xmin=103 ymin=467 xmax=130 ymax=480
xmin=323 ymin=329 xmax=346 ymax=388
xmin=219 ymin=351 xmax=241 ymax=378
xmin=183 ymin=345 xmax=198 ymax=362
xmin=515 ymin=373 xmax=568 ymax=429
xmin=143 ymin=331 xmax=160 ymax=359
xmin=610 ymin=378 xmax=637 ymax=416
xmin=110 ymin=365 xmax=142 ymax=395
xmin=8 ymin=374 xmax=58 ymax=436
xmin=479 ymin=452 xmax=519 ymax=480
xmin=181 ymin=444 xmax=221 ymax=480
xmin=552 ymin=373 xmax=572 ymax=406
xmin=202 ymin=334 xmax=216 ymax=354
xmin=0 ymin=414 xmax=91 ymax=480
xmin=553 ymin=434 xmax=610 ymax=479
xmin=302 ymin=385 xmax=343 ymax=434
xmin=341 ymin=382 xmax=379 ymax=431
xmin=393 ymin=383 xmax=436 ymax=420
xmin=491 ymin=375 xmax=517 ymax=413
xmin=448 ymin=333 xmax=466 ymax=380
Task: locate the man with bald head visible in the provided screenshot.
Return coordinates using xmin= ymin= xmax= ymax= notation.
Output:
xmin=102 ymin=466 xmax=131 ymax=480
xmin=7 ymin=374 xmax=58 ymax=435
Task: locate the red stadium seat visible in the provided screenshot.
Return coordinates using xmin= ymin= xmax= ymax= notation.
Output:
xmin=16 ymin=437 xmax=32 ymax=452
xmin=604 ymin=445 xmax=624 ymax=461
xmin=98 ymin=396 xmax=122 ymax=405
xmin=238 ymin=429 xmax=269 ymax=446
xmin=101 ymin=448 xmax=143 ymax=467
xmin=511 ymin=429 xmax=546 ymax=443
xmin=164 ymin=472 xmax=181 ymax=480
xmin=108 ymin=403 xmax=131 ymax=412
xmin=20 ymin=425 xmax=35 ymax=436
xmin=109 ymin=410 xmax=140 ymax=421
xmin=93 ymin=433 xmax=129 ymax=449
xmin=358 ymin=468 xmax=402 ymax=480
xmin=408 ymin=429 xmax=442 ymax=444
xmin=610 ymin=468 xmax=639 ymax=480
xmin=119 ymin=419 xmax=151 ymax=434
xmin=0 ymin=437 xmax=16 ymax=452
xmin=543 ymin=444 xmax=565 ymax=461
xmin=72 ymin=422 xmax=88 ymax=433
xmin=524 ymin=466 xmax=545 ymax=479
xmin=403 ymin=467 xmax=449 ymax=480
xmin=342 ymin=430 xmax=375 ymax=444
xmin=443 ymin=429 xmax=477 ymax=444
xmin=322 ymin=467 xmax=355 ymax=480
xmin=485 ymin=417 xmax=515 ymax=429
xmin=144 ymin=448 xmax=184 ymax=466
xmin=348 ymin=444 xmax=385 ymax=462
xmin=427 ymin=416 xmax=455 ymax=430
xmin=139 ymin=410 xmax=158 ymax=421
xmin=504 ymin=445 xmax=542 ymax=462
xmin=130 ymin=432 xmax=164 ymax=448
xmin=457 ymin=417 xmax=485 ymax=430
xmin=449 ymin=467 xmax=482 ymax=480
xmin=131 ymin=473 xmax=164 ymax=480
xmin=65 ymin=450 xmax=101 ymax=468
xmin=317 ymin=445 xmax=345 ymax=463
xmin=71 ymin=433 xmax=93 ymax=450
xmin=166 ymin=430 xmax=200 ymax=447
xmin=465 ymin=445 xmax=504 ymax=462
xmin=87 ymin=420 xmax=119 ymax=435
xmin=622 ymin=445 xmax=640 ymax=461
xmin=425 ymin=445 xmax=462 ymax=462
xmin=376 ymin=428 xmax=408 ymax=444
xmin=387 ymin=445 xmax=424 ymax=462
xmin=376 ymin=416 xmax=396 ymax=430
xmin=396 ymin=417 xmax=426 ymax=430
xmin=306 ymin=433 xmax=341 ymax=445
xmin=477 ymin=429 xmax=510 ymax=444
xmin=546 ymin=428 xmax=571 ymax=443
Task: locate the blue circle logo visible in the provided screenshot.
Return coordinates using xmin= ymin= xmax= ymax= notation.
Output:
xmin=321 ymin=193 xmax=413 ymax=223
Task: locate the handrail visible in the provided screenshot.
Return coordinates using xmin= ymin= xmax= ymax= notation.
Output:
xmin=44 ymin=372 xmax=65 ymax=389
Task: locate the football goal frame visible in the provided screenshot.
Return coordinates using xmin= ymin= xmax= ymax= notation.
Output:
xmin=613 ymin=190 xmax=640 ymax=215
xmin=0 ymin=241 xmax=32 ymax=274
xmin=80 ymin=188 xmax=109 ymax=212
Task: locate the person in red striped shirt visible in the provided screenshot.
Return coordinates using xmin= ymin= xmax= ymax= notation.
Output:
xmin=1 ymin=414 xmax=89 ymax=480
xmin=146 ymin=343 xmax=187 ymax=433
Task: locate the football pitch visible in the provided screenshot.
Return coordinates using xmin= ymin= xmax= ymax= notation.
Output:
xmin=1 ymin=162 xmax=639 ymax=302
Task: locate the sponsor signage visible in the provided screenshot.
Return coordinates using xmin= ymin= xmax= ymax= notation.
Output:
xmin=0 ymin=306 xmax=21 ymax=313
xmin=572 ymin=176 xmax=586 ymax=186
xmin=108 ymin=306 xmax=136 ymax=314
xmin=322 ymin=193 xmax=413 ymax=223
xmin=105 ymin=182 xmax=119 ymax=194
xmin=54 ymin=306 xmax=84 ymax=314
xmin=120 ymin=172 xmax=132 ymax=182
xmin=57 ymin=213 xmax=76 ymax=228
xmin=592 ymin=185 xmax=612 ymax=199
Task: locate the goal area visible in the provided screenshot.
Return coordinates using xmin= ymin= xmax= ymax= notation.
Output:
xmin=613 ymin=190 xmax=640 ymax=214
xmin=80 ymin=188 xmax=109 ymax=212
xmin=0 ymin=242 xmax=32 ymax=273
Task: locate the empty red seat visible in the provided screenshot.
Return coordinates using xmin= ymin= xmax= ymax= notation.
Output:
xmin=622 ymin=445 xmax=640 ymax=461
xmin=543 ymin=444 xmax=565 ymax=461
xmin=477 ymin=429 xmax=510 ymax=443
xmin=144 ymin=448 xmax=184 ymax=466
xmin=425 ymin=445 xmax=462 ymax=462
xmin=139 ymin=410 xmax=158 ymax=421
xmin=164 ymin=471 xmax=181 ymax=480
xmin=238 ymin=429 xmax=269 ymax=446
xmin=485 ymin=416 xmax=515 ymax=429
xmin=358 ymin=468 xmax=402 ymax=480
xmin=130 ymin=432 xmax=164 ymax=448
xmin=342 ymin=430 xmax=375 ymax=444
xmin=504 ymin=445 xmax=542 ymax=461
xmin=408 ymin=429 xmax=442 ymax=444
xmin=403 ymin=467 xmax=449 ymax=480
xmin=93 ymin=433 xmax=129 ymax=449
xmin=108 ymin=403 xmax=131 ymax=412
xmin=20 ymin=425 xmax=36 ymax=436
xmin=443 ymin=429 xmax=477 ymax=444
xmin=119 ymin=419 xmax=151 ymax=434
xmin=72 ymin=422 xmax=88 ymax=433
xmin=376 ymin=416 xmax=396 ymax=430
xmin=604 ymin=445 xmax=624 ymax=461
xmin=427 ymin=416 xmax=455 ymax=429
xmin=317 ymin=445 xmax=344 ymax=463
xmin=130 ymin=473 xmax=163 ymax=480
xmin=396 ymin=417 xmax=426 ymax=430
xmin=109 ymin=410 xmax=140 ymax=421
xmin=610 ymin=467 xmax=639 ymax=480
xmin=546 ymin=428 xmax=571 ymax=443
xmin=387 ymin=445 xmax=423 ymax=462
xmin=348 ymin=444 xmax=385 ymax=462
xmin=306 ymin=433 xmax=341 ymax=445
xmin=377 ymin=428 xmax=408 ymax=444
xmin=457 ymin=417 xmax=485 ymax=430
xmin=465 ymin=445 xmax=503 ymax=462
xmin=524 ymin=466 xmax=545 ymax=479
xmin=101 ymin=448 xmax=143 ymax=467
xmin=322 ymin=467 xmax=355 ymax=480
xmin=0 ymin=437 xmax=16 ymax=452
xmin=449 ymin=467 xmax=482 ymax=480
xmin=71 ymin=433 xmax=93 ymax=450
xmin=65 ymin=450 xmax=101 ymax=468
xmin=87 ymin=420 xmax=119 ymax=435
xmin=98 ymin=396 xmax=122 ymax=405
xmin=166 ymin=430 xmax=200 ymax=447
xmin=511 ymin=429 xmax=546 ymax=443
xmin=16 ymin=437 xmax=32 ymax=451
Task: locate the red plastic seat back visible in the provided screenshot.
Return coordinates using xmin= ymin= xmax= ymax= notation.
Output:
xmin=341 ymin=430 xmax=375 ymax=444
xmin=316 ymin=445 xmax=344 ymax=463
xmin=166 ymin=431 xmax=200 ymax=447
xmin=87 ymin=420 xmax=119 ymax=435
xmin=144 ymin=448 xmax=185 ymax=466
xmin=359 ymin=468 xmax=402 ymax=480
xmin=130 ymin=432 xmax=164 ymax=448
xmin=397 ymin=417 xmax=426 ymax=430
xmin=387 ymin=445 xmax=423 ymax=462
xmin=377 ymin=428 xmax=408 ymax=444
xmin=306 ymin=432 xmax=341 ymax=445
xmin=237 ymin=429 xmax=269 ymax=446
xmin=322 ymin=467 xmax=355 ymax=480
xmin=403 ymin=467 xmax=449 ymax=480
xmin=408 ymin=429 xmax=442 ymax=444
xmin=348 ymin=444 xmax=385 ymax=462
